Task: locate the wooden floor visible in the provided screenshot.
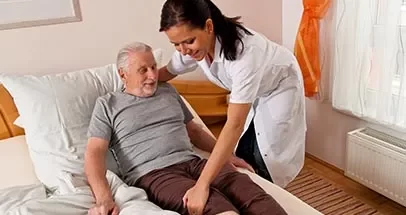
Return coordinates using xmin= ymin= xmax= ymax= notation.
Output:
xmin=207 ymin=122 xmax=406 ymax=215
xmin=305 ymin=157 xmax=406 ymax=215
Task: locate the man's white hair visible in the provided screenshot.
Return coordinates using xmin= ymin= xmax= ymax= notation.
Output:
xmin=116 ymin=42 xmax=152 ymax=72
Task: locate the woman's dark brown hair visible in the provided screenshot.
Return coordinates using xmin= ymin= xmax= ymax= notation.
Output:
xmin=159 ymin=0 xmax=253 ymax=61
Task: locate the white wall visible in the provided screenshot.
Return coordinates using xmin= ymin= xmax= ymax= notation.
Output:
xmin=282 ymin=0 xmax=303 ymax=51
xmin=0 ymin=0 xmax=282 ymax=80
xmin=215 ymin=0 xmax=282 ymax=45
xmin=0 ymin=1 xmax=168 ymax=76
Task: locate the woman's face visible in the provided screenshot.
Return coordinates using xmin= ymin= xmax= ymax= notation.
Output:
xmin=164 ymin=20 xmax=214 ymax=61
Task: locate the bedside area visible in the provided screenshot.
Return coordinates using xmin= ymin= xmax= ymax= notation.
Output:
xmin=169 ymin=79 xmax=229 ymax=137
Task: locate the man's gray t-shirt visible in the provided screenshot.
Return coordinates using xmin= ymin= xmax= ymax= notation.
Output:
xmin=87 ymin=83 xmax=198 ymax=185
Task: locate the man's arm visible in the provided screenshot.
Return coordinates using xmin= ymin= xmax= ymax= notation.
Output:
xmin=86 ymin=97 xmax=119 ymax=215
xmin=186 ymin=120 xmax=216 ymax=153
xmin=84 ymin=137 xmax=113 ymax=205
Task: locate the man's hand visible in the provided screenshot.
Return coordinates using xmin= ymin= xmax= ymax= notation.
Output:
xmin=88 ymin=199 xmax=119 ymax=215
xmin=182 ymin=184 xmax=209 ymax=215
xmin=229 ymin=155 xmax=255 ymax=173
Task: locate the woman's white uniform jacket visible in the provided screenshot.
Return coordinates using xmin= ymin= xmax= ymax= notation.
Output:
xmin=166 ymin=28 xmax=306 ymax=188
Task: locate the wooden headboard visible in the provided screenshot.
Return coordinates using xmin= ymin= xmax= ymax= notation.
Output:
xmin=0 ymin=85 xmax=24 ymax=140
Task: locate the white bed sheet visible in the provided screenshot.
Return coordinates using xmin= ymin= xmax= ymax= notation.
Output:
xmin=0 ymin=135 xmax=321 ymax=215
xmin=0 ymin=170 xmax=178 ymax=215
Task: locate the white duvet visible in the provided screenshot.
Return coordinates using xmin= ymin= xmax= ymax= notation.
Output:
xmin=0 ymin=170 xmax=178 ymax=215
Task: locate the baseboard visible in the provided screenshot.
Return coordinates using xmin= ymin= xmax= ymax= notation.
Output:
xmin=305 ymin=152 xmax=345 ymax=175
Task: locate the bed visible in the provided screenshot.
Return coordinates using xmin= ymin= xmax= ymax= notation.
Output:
xmin=0 ymin=63 xmax=322 ymax=215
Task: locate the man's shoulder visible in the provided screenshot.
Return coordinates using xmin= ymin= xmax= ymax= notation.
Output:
xmin=95 ymin=91 xmax=124 ymax=106
xmin=97 ymin=91 xmax=115 ymax=101
xmin=157 ymin=82 xmax=179 ymax=95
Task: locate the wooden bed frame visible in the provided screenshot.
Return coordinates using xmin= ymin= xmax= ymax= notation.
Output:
xmin=0 ymin=84 xmax=24 ymax=140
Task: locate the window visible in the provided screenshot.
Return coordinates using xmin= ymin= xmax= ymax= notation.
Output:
xmin=402 ymin=0 xmax=406 ymax=26
xmin=396 ymin=0 xmax=406 ymax=93
xmin=369 ymin=0 xmax=405 ymax=96
xmin=332 ymin=0 xmax=406 ymax=131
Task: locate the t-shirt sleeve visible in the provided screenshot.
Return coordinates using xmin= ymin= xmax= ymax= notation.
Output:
xmin=87 ymin=97 xmax=113 ymax=142
xmin=228 ymin=46 xmax=263 ymax=104
xmin=166 ymin=51 xmax=199 ymax=75
xmin=166 ymin=83 xmax=194 ymax=123
xmin=178 ymin=95 xmax=194 ymax=124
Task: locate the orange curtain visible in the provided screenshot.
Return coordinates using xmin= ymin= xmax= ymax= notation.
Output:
xmin=294 ymin=0 xmax=331 ymax=98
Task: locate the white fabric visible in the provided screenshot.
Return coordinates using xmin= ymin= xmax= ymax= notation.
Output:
xmin=0 ymin=171 xmax=322 ymax=215
xmin=0 ymin=49 xmax=163 ymax=192
xmin=332 ymin=0 xmax=406 ymax=130
xmin=0 ymin=134 xmax=321 ymax=215
xmin=0 ymin=136 xmax=40 ymax=190
xmin=317 ymin=1 xmax=337 ymax=101
xmin=167 ymin=28 xmax=306 ymax=187
xmin=0 ymin=171 xmax=178 ymax=215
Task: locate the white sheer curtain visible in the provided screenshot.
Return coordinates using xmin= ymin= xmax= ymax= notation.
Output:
xmin=332 ymin=0 xmax=406 ymax=130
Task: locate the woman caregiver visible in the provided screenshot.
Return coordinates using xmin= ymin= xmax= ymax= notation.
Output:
xmin=158 ymin=0 xmax=306 ymax=212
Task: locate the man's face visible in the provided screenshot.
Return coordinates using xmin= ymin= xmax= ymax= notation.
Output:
xmin=119 ymin=51 xmax=158 ymax=97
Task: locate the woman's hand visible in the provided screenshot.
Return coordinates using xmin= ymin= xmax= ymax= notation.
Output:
xmin=182 ymin=184 xmax=209 ymax=215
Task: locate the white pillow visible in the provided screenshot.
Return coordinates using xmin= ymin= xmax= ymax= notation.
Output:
xmin=0 ymin=135 xmax=40 ymax=190
xmin=0 ymin=64 xmax=121 ymax=192
xmin=0 ymin=49 xmax=163 ymax=193
xmin=12 ymin=48 xmax=163 ymax=129
xmin=153 ymin=48 xmax=163 ymax=68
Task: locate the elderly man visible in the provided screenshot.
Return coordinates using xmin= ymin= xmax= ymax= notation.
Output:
xmin=84 ymin=42 xmax=287 ymax=215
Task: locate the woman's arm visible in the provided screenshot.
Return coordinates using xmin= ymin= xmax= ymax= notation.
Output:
xmin=195 ymin=103 xmax=251 ymax=187
xmin=158 ymin=66 xmax=177 ymax=82
xmin=186 ymin=117 xmax=255 ymax=172
xmin=159 ymin=51 xmax=199 ymax=82
xmin=183 ymin=103 xmax=251 ymax=215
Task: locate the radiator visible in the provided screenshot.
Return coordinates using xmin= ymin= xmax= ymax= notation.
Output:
xmin=345 ymin=127 xmax=406 ymax=207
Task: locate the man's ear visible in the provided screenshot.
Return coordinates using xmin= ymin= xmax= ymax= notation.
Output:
xmin=118 ymin=68 xmax=126 ymax=80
